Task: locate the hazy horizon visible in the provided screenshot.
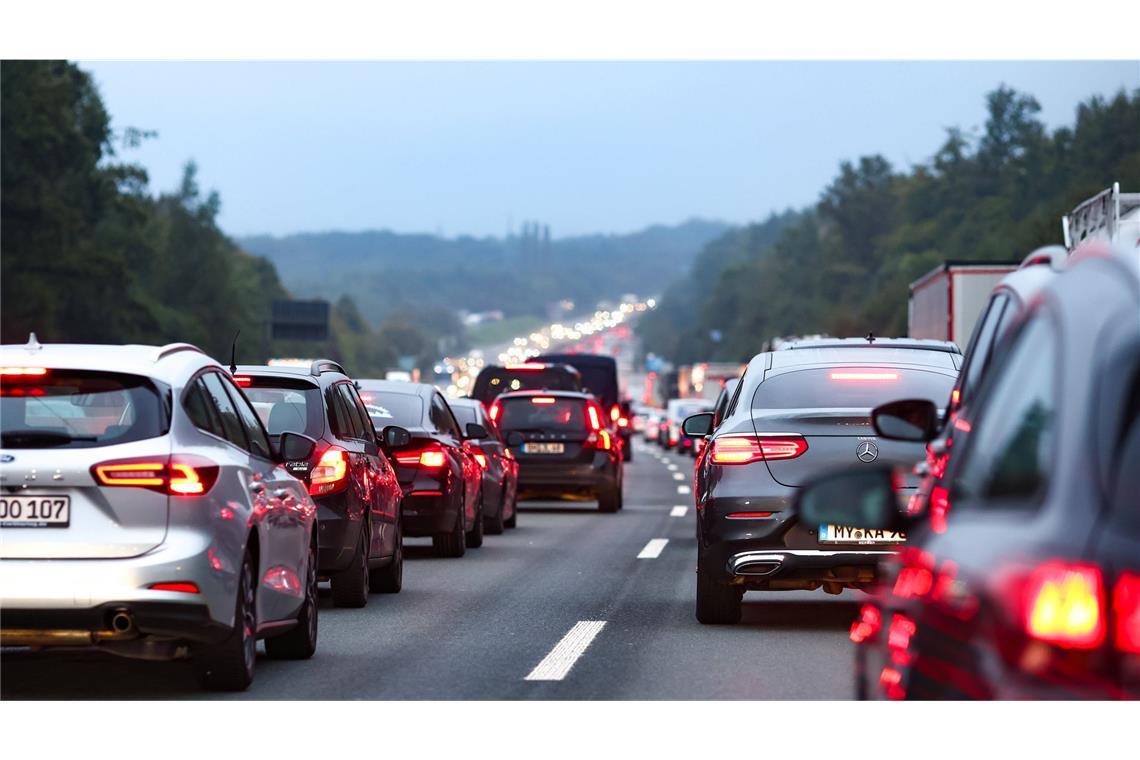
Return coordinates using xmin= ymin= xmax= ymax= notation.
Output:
xmin=82 ymin=60 xmax=1138 ymax=240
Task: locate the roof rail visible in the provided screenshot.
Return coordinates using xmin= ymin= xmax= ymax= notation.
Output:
xmin=156 ymin=343 xmax=205 ymax=361
xmin=310 ymin=359 xmax=347 ymax=377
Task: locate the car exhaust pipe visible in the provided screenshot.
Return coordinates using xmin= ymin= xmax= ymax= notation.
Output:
xmin=110 ymin=611 xmax=135 ymax=634
xmin=733 ymin=560 xmax=781 ymax=576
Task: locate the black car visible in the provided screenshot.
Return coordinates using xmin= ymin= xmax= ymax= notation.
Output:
xmin=795 ymin=240 xmax=1140 ymax=699
xmin=471 ymin=362 xmax=582 ymax=408
xmin=449 ymin=397 xmax=519 ymax=533
xmin=357 ymin=380 xmax=485 ymax=557
xmin=493 ymin=390 xmax=623 ymax=512
xmin=236 ymin=361 xmax=405 ymax=607
xmin=683 ymin=338 xmax=961 ymax=624
xmin=535 ymin=353 xmax=631 ymax=460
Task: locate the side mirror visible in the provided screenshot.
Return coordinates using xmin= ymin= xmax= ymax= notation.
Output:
xmin=506 ymin=430 xmax=525 ymax=447
xmin=278 ymin=431 xmax=317 ymax=463
xmin=794 ymin=466 xmax=904 ymax=533
xmin=682 ymin=412 xmax=714 ymax=438
xmin=465 ymin=422 xmax=488 ymax=440
xmin=381 ymin=425 xmax=412 ymax=449
xmin=872 ymin=398 xmax=940 ymax=442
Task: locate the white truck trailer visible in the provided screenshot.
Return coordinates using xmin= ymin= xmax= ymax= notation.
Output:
xmin=908 ymin=261 xmax=1018 ymax=349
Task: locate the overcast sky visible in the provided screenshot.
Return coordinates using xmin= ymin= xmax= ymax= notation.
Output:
xmin=82 ymin=61 xmax=1138 ymax=239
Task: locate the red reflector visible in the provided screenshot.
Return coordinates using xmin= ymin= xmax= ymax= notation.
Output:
xmin=233 ymin=375 xmax=252 ymax=387
xmin=532 ymin=396 xmax=557 ymax=404
xmin=710 ymin=435 xmax=807 ymax=464
xmin=830 ymin=371 xmax=899 ymax=381
xmin=950 ymin=388 xmax=961 ymax=405
xmin=1113 ymin=573 xmax=1140 ymax=654
xmin=150 ymin=581 xmax=200 ymax=594
xmin=725 ymin=512 xmax=774 ymax=519
xmin=617 ymin=417 xmax=629 ymax=428
xmin=879 ymin=666 xmax=906 ymax=700
xmin=1 ymin=367 xmax=48 ymax=376
xmin=1023 ymin=561 xmax=1105 ymax=650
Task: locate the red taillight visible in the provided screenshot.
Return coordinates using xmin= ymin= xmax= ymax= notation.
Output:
xmin=472 ymin=452 xmax=488 ymax=469
xmin=233 ymin=375 xmax=252 ymax=387
xmin=929 ymin=485 xmax=950 ymax=534
xmin=587 ymin=404 xmax=602 ymax=431
xmin=1 ymin=367 xmax=48 ymax=376
xmin=532 ymin=396 xmax=557 ymax=405
xmin=149 ymin=581 xmax=200 ymax=594
xmin=850 ymin=603 xmax=882 ymax=643
xmin=710 ymin=435 xmax=807 ymax=464
xmin=395 ymin=444 xmax=447 ymax=469
xmin=610 ymin=404 xmax=621 ymax=423
xmin=488 ymin=401 xmax=502 ymax=423
xmin=830 ymin=371 xmax=898 ymax=381
xmin=1022 ymin=561 xmax=1106 ymax=650
xmin=91 ymin=456 xmax=219 ymax=496
xmin=309 ymin=447 xmax=349 ymax=495
xmin=617 ymin=416 xmax=629 ymax=428
xmin=1113 ymin=572 xmax=1140 ymax=654
xmin=888 ymin=613 xmax=917 ymax=666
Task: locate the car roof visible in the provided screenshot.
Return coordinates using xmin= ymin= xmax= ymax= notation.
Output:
xmin=354 ymin=379 xmax=439 ymax=398
xmin=0 ymin=340 xmax=216 ymax=385
xmin=236 ymin=360 xmax=347 ymax=383
xmin=535 ymin=353 xmax=617 ymax=368
xmin=495 ymin=389 xmax=593 ymax=401
xmin=781 ymin=337 xmax=961 ymax=353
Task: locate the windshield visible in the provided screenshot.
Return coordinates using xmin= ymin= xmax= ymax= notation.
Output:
xmin=360 ymin=391 xmax=424 ymax=427
xmin=0 ymin=369 xmax=168 ymax=449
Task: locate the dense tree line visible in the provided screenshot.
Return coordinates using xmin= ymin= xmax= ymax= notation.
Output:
xmin=639 ymin=86 xmax=1140 ymax=364
xmin=0 ymin=60 xmax=455 ymax=376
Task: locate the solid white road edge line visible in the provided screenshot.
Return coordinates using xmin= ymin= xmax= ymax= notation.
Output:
xmin=637 ymin=538 xmax=669 ymax=558
xmin=670 ymin=506 xmax=688 ymax=517
xmin=524 ymin=621 xmax=607 ymax=682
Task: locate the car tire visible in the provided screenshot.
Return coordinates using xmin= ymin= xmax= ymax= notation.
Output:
xmin=597 ymin=484 xmax=620 ymax=513
xmin=266 ymin=534 xmax=319 ymax=660
xmin=695 ymin=571 xmax=742 ymax=625
xmin=433 ymin=499 xmax=467 ymax=558
xmin=484 ymin=490 xmax=506 ymax=535
xmin=624 ymin=443 xmax=633 ymax=462
xmin=503 ymin=493 xmax=517 ymax=529
xmin=369 ymin=519 xmax=403 ymax=593
xmin=194 ymin=550 xmax=257 ymax=691
xmin=331 ymin=523 xmax=369 ymax=608
xmin=466 ymin=494 xmax=485 ymax=548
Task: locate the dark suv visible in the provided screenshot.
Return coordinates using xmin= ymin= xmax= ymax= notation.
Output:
xmin=493 ymin=390 xmax=623 ymax=512
xmin=235 ymin=361 xmax=405 ymax=607
xmin=471 ymin=362 xmax=583 ymax=408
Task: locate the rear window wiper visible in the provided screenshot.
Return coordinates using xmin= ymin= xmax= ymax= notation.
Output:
xmin=1 ymin=430 xmax=99 ymax=447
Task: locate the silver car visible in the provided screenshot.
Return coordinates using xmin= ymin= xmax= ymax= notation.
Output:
xmin=0 ymin=338 xmax=321 ymax=690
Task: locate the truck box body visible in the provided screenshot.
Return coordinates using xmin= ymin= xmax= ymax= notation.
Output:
xmin=908 ymin=262 xmax=1018 ymax=348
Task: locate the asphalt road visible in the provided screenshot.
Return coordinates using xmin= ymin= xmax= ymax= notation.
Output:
xmin=1 ymin=439 xmax=860 ymax=700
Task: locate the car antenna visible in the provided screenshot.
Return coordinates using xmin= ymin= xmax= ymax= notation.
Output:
xmin=228 ymin=330 xmax=240 ymax=375
xmin=865 ymin=331 xmax=875 ymax=344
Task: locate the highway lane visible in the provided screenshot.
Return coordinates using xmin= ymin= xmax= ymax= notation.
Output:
xmin=1 ymin=439 xmax=860 ymax=700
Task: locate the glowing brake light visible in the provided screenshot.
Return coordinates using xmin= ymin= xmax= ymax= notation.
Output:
xmin=488 ymin=401 xmax=502 ymax=423
xmin=587 ymin=404 xmax=602 ymax=431
xmin=710 ymin=435 xmax=807 ymax=464
xmin=610 ymin=404 xmax=621 ymax=423
xmin=1113 ymin=572 xmax=1140 ymax=654
xmin=505 ymin=363 xmax=546 ymax=370
xmin=395 ymin=445 xmax=447 ymax=469
xmin=830 ymin=371 xmax=899 ymax=381
xmin=1 ymin=367 xmax=48 ymax=376
xmin=233 ymin=375 xmax=252 ymax=387
xmin=472 ymin=452 xmax=488 ymax=469
xmin=532 ymin=396 xmax=557 ymax=404
xmin=1023 ymin=561 xmax=1105 ymax=649
xmin=950 ymin=388 xmax=961 ymax=406
xmin=850 ymin=603 xmax=882 ymax=644
xmin=309 ymin=447 xmax=349 ymax=495
xmin=92 ymin=456 xmax=219 ymax=496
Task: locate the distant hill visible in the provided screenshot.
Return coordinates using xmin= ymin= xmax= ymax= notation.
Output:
xmin=239 ymin=219 xmax=730 ymax=325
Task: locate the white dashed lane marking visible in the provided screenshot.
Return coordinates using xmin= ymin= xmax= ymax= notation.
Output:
xmin=637 ymin=538 xmax=669 ymax=559
xmin=672 ymin=472 xmax=685 ymax=480
xmin=670 ymin=506 xmax=688 ymax=517
xmin=525 ymin=621 xmax=607 ymax=681
xmin=677 ymin=485 xmax=691 ymax=495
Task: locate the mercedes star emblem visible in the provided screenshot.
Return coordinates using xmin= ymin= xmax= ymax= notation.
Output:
xmin=856 ymin=441 xmax=879 ymax=463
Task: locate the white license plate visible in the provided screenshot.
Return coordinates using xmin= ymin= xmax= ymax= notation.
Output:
xmin=523 ymin=442 xmax=565 ymax=454
xmin=818 ymin=523 xmax=905 ymax=545
xmin=0 ymin=495 xmax=71 ymax=528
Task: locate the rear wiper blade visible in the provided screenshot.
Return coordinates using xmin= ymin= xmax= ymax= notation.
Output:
xmin=0 ymin=430 xmax=98 ymax=447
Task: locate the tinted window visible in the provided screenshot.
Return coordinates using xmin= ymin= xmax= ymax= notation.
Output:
xmin=451 ymin=404 xmax=479 ymax=428
xmin=751 ymin=368 xmax=956 ymax=410
xmin=336 ymin=383 xmax=371 ymax=440
xmin=183 ymin=378 xmax=224 ymax=437
xmin=954 ymin=316 xmax=1057 ymax=505
xmin=243 ymin=381 xmax=324 ymax=438
xmin=201 ymin=372 xmax=249 ymax=449
xmin=431 ymin=395 xmax=461 ymax=437
xmin=498 ymin=397 xmax=588 ymax=433
xmin=0 ymin=370 xmax=167 ymax=449
xmin=325 ymin=386 xmax=354 ymax=439
xmin=957 ymin=293 xmax=1008 ymax=405
xmin=222 ymin=379 xmax=272 ymax=459
xmin=360 ymin=391 xmax=423 ymax=428
xmin=471 ymin=366 xmax=582 ymax=405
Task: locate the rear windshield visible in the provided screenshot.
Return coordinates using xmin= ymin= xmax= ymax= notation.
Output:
xmin=242 ymin=379 xmax=324 ymax=438
xmin=498 ymin=397 xmax=588 ymax=433
xmin=0 ymin=369 xmax=168 ymax=449
xmin=360 ymin=391 xmax=424 ymax=428
xmin=752 ymin=368 xmax=956 ymax=410
xmin=471 ymin=367 xmax=581 ymax=405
